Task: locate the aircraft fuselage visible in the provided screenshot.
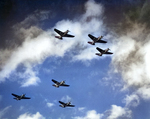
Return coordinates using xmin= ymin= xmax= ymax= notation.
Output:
xmin=60 ymin=102 xmax=70 ymax=108
xmin=55 ymin=36 xmax=62 ymax=39
xmin=62 ymin=30 xmax=69 ymax=37
xmin=53 ymin=81 xmax=65 ymax=88
xmin=55 ymin=30 xmax=69 ymax=39
xmin=97 ymin=36 xmax=103 ymax=40
xmin=14 ymin=95 xmax=25 ymax=100
xmin=95 ymin=48 xmax=110 ymax=56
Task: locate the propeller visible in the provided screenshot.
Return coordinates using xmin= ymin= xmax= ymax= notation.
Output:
xmin=62 ymin=80 xmax=66 ymax=83
xmin=22 ymin=93 xmax=26 ymax=96
xmin=68 ymin=99 xmax=71 ymax=104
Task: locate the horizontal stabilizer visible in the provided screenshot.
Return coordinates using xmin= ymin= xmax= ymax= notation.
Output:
xmin=55 ymin=36 xmax=62 ymax=39
xmin=88 ymin=41 xmax=94 ymax=45
xmin=95 ymin=53 xmax=102 ymax=56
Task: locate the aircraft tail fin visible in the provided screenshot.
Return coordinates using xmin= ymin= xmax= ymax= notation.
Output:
xmin=53 ymin=84 xmax=59 ymax=88
xmin=88 ymin=41 xmax=95 ymax=45
xmin=59 ymin=105 xmax=65 ymax=108
xmin=14 ymin=98 xmax=19 ymax=100
xmin=55 ymin=36 xmax=62 ymax=40
xmin=95 ymin=53 xmax=102 ymax=56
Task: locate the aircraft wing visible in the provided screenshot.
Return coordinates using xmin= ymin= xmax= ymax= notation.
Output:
xmin=54 ymin=29 xmax=64 ymax=36
xmin=12 ymin=93 xmax=20 ymax=98
xmin=59 ymin=101 xmax=66 ymax=105
xmin=88 ymin=34 xmax=97 ymax=41
xmin=96 ymin=47 xmax=104 ymax=53
xmin=97 ymin=39 xmax=107 ymax=43
xmin=52 ymin=79 xmax=60 ymax=85
xmin=68 ymin=104 xmax=75 ymax=107
xmin=22 ymin=97 xmax=31 ymax=99
xmin=63 ymin=34 xmax=75 ymax=37
xmin=105 ymin=51 xmax=113 ymax=54
xmin=61 ymin=84 xmax=70 ymax=87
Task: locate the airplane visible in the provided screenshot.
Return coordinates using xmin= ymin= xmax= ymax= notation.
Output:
xmin=88 ymin=34 xmax=107 ymax=45
xmin=52 ymin=79 xmax=70 ymax=88
xmin=11 ymin=93 xmax=31 ymax=100
xmin=54 ymin=28 xmax=75 ymax=39
xmin=96 ymin=47 xmax=113 ymax=56
xmin=59 ymin=101 xmax=75 ymax=108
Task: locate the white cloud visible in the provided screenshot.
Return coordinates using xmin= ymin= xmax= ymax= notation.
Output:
xmin=0 ymin=0 xmax=106 ymax=86
xmin=20 ymin=67 xmax=41 ymax=87
xmin=74 ymin=47 xmax=97 ymax=61
xmin=110 ymin=23 xmax=150 ymax=100
xmin=107 ymin=105 xmax=132 ymax=119
xmin=47 ymin=102 xmax=54 ymax=108
xmin=123 ymin=94 xmax=140 ymax=107
xmin=0 ymin=106 xmax=12 ymax=119
xmin=74 ymin=110 xmax=103 ymax=119
xmin=61 ymin=95 xmax=72 ymax=102
xmin=137 ymin=86 xmax=150 ymax=100
xmin=74 ymin=105 xmax=132 ymax=119
xmin=17 ymin=112 xmax=45 ymax=119
xmin=78 ymin=107 xmax=86 ymax=112
xmin=19 ymin=106 xmax=24 ymax=111
xmin=21 ymin=76 xmax=40 ymax=87
xmin=84 ymin=0 xmax=104 ymax=19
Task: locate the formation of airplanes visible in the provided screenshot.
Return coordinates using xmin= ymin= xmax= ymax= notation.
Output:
xmin=12 ymin=79 xmax=72 ymax=107
xmin=54 ymin=28 xmax=113 ymax=56
xmin=12 ymin=28 xmax=113 ymax=108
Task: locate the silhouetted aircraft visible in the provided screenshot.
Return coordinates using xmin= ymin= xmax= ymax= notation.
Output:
xmin=52 ymin=79 xmax=70 ymax=88
xmin=88 ymin=34 xmax=107 ymax=45
xmin=96 ymin=47 xmax=113 ymax=56
xmin=59 ymin=101 xmax=75 ymax=108
xmin=11 ymin=93 xmax=31 ymax=100
xmin=54 ymin=28 xmax=75 ymax=39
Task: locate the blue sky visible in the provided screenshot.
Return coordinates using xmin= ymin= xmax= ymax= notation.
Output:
xmin=0 ymin=0 xmax=150 ymax=119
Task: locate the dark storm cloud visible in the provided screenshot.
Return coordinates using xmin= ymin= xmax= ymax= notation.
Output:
xmin=1 ymin=0 xmax=147 ymax=50
xmin=104 ymin=0 xmax=150 ymax=34
xmin=0 ymin=0 xmax=149 ymax=85
xmin=1 ymin=0 xmax=150 ymax=118
xmin=0 ymin=0 xmax=15 ymax=49
xmin=108 ymin=0 xmax=150 ymax=101
xmin=0 ymin=0 xmax=87 ymax=50
xmin=0 ymin=0 xmax=106 ymax=86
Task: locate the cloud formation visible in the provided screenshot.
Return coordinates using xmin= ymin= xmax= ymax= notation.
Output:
xmin=47 ymin=102 xmax=54 ymax=108
xmin=1 ymin=0 xmax=150 ymax=119
xmin=123 ymin=94 xmax=140 ymax=107
xmin=74 ymin=110 xmax=103 ymax=119
xmin=17 ymin=112 xmax=45 ymax=119
xmin=111 ymin=23 xmax=150 ymax=100
xmin=74 ymin=104 xmax=132 ymax=119
xmin=106 ymin=105 xmax=132 ymax=119
xmin=0 ymin=106 xmax=12 ymax=119
xmin=61 ymin=95 xmax=72 ymax=102
xmin=0 ymin=0 xmax=106 ymax=87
